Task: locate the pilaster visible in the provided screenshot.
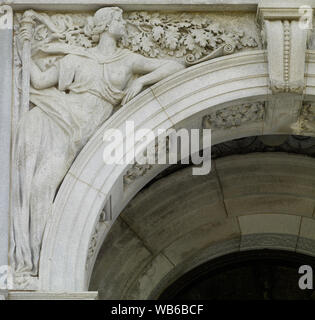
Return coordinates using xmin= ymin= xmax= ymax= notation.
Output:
xmin=0 ymin=4 xmax=13 ymax=281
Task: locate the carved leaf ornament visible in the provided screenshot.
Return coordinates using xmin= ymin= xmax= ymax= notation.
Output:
xmin=14 ymin=11 xmax=258 ymax=67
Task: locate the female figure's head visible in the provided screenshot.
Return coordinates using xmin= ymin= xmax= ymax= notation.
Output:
xmin=84 ymin=7 xmax=126 ymax=42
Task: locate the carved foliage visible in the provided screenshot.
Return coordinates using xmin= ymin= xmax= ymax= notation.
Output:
xmin=293 ymin=102 xmax=315 ymax=133
xmin=270 ymin=80 xmax=305 ymax=95
xmin=14 ymin=11 xmax=259 ymax=63
xmin=86 ymin=223 xmax=100 ymax=270
xmin=86 ymin=212 xmax=109 ymax=270
xmin=203 ymin=102 xmax=265 ymax=130
xmin=124 ymin=163 xmax=153 ymax=186
xmin=123 ymin=137 xmax=169 ymax=187
xmin=121 ymin=12 xmax=258 ymax=59
xmin=301 ymin=102 xmax=315 ymax=122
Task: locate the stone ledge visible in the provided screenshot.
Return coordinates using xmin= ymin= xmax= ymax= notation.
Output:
xmin=6 ymin=0 xmax=259 ymax=12
xmin=6 ymin=291 xmax=98 ymax=300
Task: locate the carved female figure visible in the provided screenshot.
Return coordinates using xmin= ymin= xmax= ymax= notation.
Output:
xmin=11 ymin=7 xmax=184 ymax=285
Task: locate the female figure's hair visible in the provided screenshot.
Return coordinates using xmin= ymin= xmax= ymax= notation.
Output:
xmin=84 ymin=7 xmax=123 ymax=42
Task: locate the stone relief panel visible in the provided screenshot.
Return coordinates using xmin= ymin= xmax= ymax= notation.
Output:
xmin=124 ymin=163 xmax=154 ymax=187
xmin=120 ymin=12 xmax=260 ymax=61
xmin=292 ymin=102 xmax=315 ymax=134
xmin=86 ymin=224 xmax=101 ymax=271
xmin=86 ymin=197 xmax=112 ymax=272
xmin=13 ymin=11 xmax=260 ymax=65
xmin=10 ymin=7 xmax=185 ymax=289
xmin=9 ymin=7 xmax=260 ymax=289
xmin=86 ymin=216 xmax=107 ymax=272
xmin=202 ymin=102 xmax=265 ymax=130
xmin=122 ymin=102 xmax=266 ymax=188
xmin=123 ymin=137 xmax=169 ymax=187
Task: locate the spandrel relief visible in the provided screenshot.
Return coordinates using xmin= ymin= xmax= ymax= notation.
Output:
xmin=11 ymin=7 xmax=184 ymax=289
xmin=10 ymin=7 xmax=259 ymax=289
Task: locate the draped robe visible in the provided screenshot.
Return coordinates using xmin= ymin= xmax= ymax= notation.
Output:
xmin=11 ymin=47 xmax=130 ymax=277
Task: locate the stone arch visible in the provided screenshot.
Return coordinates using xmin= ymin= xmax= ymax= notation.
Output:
xmin=89 ymin=152 xmax=315 ymax=299
xmin=39 ymin=50 xmax=315 ymax=291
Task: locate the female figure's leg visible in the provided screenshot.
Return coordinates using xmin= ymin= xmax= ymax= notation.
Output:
xmin=11 ymin=107 xmax=74 ymax=276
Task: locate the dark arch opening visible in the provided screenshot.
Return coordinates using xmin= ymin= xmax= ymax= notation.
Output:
xmin=145 ymin=134 xmax=315 ymax=189
xmin=159 ymin=250 xmax=315 ymax=300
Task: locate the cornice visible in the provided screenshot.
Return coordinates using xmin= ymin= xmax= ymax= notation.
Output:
xmin=2 ymin=0 xmax=259 ymax=12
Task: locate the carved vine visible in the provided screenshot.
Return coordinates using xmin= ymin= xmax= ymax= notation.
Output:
xmin=292 ymin=102 xmax=315 ymax=133
xmin=203 ymin=102 xmax=265 ymax=130
xmin=14 ymin=11 xmax=259 ymax=66
xmin=121 ymin=12 xmax=258 ymax=59
xmin=124 ymin=102 xmax=266 ymax=186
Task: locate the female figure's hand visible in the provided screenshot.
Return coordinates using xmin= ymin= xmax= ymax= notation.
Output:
xmin=122 ymin=78 xmax=144 ymax=105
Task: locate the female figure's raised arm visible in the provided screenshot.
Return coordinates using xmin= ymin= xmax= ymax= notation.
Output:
xmin=122 ymin=54 xmax=185 ymax=105
xmin=30 ymin=60 xmax=58 ymax=90
xmin=132 ymin=54 xmax=184 ymax=86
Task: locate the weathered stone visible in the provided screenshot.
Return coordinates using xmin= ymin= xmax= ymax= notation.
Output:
xmin=1 ymin=1 xmax=315 ymax=299
xmin=89 ymin=217 xmax=152 ymax=300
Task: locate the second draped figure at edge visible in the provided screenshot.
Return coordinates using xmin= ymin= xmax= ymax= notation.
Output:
xmin=11 ymin=7 xmax=185 ymax=281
